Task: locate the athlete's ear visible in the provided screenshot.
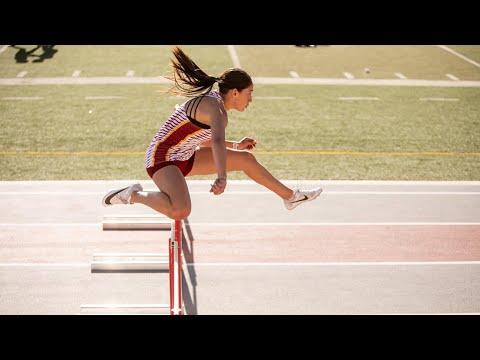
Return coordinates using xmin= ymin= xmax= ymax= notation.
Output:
xmin=232 ymin=88 xmax=239 ymax=97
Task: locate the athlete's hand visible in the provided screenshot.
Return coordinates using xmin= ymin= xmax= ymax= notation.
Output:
xmin=238 ymin=137 xmax=257 ymax=151
xmin=210 ymin=177 xmax=227 ymax=195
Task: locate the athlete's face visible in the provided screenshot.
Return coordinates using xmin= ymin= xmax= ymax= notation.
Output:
xmin=233 ymin=84 xmax=253 ymax=112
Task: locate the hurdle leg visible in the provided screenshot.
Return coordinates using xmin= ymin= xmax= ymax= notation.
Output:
xmin=170 ymin=219 xmax=183 ymax=315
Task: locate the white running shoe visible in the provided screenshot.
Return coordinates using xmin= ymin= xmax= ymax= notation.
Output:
xmin=284 ymin=187 xmax=323 ymax=210
xmin=102 ymin=183 xmax=143 ymax=207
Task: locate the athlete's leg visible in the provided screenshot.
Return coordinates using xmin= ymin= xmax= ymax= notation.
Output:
xmin=188 ymin=148 xmax=294 ymax=200
xmin=131 ymin=165 xmax=191 ymax=220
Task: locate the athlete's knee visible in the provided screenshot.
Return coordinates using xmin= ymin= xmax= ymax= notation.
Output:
xmin=240 ymin=151 xmax=257 ymax=169
xmin=170 ymin=205 xmax=191 ymax=220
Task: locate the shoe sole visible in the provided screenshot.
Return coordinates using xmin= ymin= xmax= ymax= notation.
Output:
xmin=102 ymin=187 xmax=128 ymax=207
xmin=286 ymin=188 xmax=322 ymax=210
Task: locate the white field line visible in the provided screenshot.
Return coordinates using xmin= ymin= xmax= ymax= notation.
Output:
xmin=289 ymin=71 xmax=299 ymax=78
xmin=339 ymin=97 xmax=379 ymax=101
xmin=437 ymin=45 xmax=480 ymax=68
xmin=446 ymin=73 xmax=459 ymax=81
xmin=0 ymin=261 xmax=479 ymax=267
xmin=2 ymin=76 xmax=480 ymax=87
xmin=343 ymin=72 xmax=354 ymax=79
xmin=0 ymin=45 xmax=9 ymax=54
xmin=395 ymin=72 xmax=407 ymax=79
xmin=0 ymin=222 xmax=479 ymax=227
xmin=16 ymin=71 xmax=27 ymax=78
xmin=419 ymin=97 xmax=459 ymax=102
xmin=1 ymin=96 xmax=42 ymax=100
xmin=227 ymin=45 xmax=241 ymax=68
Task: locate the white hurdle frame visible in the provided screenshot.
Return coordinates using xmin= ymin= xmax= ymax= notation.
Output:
xmin=82 ymin=216 xmax=184 ymax=315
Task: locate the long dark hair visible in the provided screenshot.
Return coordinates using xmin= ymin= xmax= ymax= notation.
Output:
xmin=168 ymin=46 xmax=252 ymax=97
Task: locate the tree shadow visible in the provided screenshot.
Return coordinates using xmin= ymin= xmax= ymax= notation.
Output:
xmin=10 ymin=45 xmax=58 ymax=63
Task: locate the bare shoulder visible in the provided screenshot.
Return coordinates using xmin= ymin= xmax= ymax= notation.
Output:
xmin=195 ymin=95 xmax=227 ymax=127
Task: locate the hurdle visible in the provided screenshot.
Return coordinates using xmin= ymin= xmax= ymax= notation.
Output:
xmin=102 ymin=214 xmax=171 ymax=230
xmin=81 ymin=219 xmax=184 ymax=315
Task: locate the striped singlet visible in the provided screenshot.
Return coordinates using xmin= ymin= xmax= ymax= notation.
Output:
xmin=145 ymin=90 xmax=223 ymax=169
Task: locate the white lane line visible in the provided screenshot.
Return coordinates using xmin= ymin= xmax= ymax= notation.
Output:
xmin=289 ymin=71 xmax=299 ymax=78
xmin=227 ymin=45 xmax=241 ymax=68
xmin=343 ymin=72 xmax=355 ymax=79
xmin=16 ymin=71 xmax=28 ymax=78
xmin=0 ymin=45 xmax=9 ymax=54
xmin=1 ymin=96 xmax=42 ymax=100
xmin=1 ymin=191 xmax=479 ymax=195
xmin=395 ymin=72 xmax=407 ymax=79
xmin=0 ymin=222 xmax=479 ymax=227
xmin=437 ymin=45 xmax=480 ymax=68
xmin=126 ymin=70 xmax=135 ymax=77
xmin=72 ymin=70 xmax=81 ymax=77
xmin=1 ymin=180 xmax=479 ymax=185
xmin=189 ymin=261 xmax=480 ymax=266
xmin=339 ymin=97 xmax=379 ymax=101
xmin=0 ymin=261 xmax=479 ymax=267
xmin=420 ymin=97 xmax=459 ymax=102
xmin=85 ymin=96 xmax=125 ymax=100
xmin=446 ymin=73 xmax=459 ymax=81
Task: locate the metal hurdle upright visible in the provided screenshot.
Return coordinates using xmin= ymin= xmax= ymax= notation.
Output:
xmin=81 ymin=216 xmax=184 ymax=316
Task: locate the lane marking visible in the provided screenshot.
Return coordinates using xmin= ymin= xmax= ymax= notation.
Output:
xmin=343 ymin=72 xmax=354 ymax=79
xmin=446 ymin=73 xmax=459 ymax=81
xmin=289 ymin=71 xmax=299 ymax=78
xmin=72 ymin=70 xmax=81 ymax=77
xmin=1 ymin=191 xmax=479 ymax=195
xmin=0 ymin=222 xmax=479 ymax=227
xmin=126 ymin=70 xmax=135 ymax=77
xmin=395 ymin=72 xmax=407 ymax=79
xmin=0 ymin=261 xmax=479 ymax=267
xmin=437 ymin=45 xmax=480 ymax=68
xmin=227 ymin=45 xmax=241 ymax=68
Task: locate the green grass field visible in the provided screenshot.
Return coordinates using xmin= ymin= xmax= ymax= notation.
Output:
xmin=1 ymin=45 xmax=479 ymax=181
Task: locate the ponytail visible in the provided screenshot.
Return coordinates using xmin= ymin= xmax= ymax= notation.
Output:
xmin=168 ymin=46 xmax=217 ymax=96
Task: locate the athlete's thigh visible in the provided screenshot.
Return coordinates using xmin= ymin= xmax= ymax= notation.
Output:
xmin=188 ymin=147 xmax=249 ymax=176
xmin=152 ymin=165 xmax=191 ymax=208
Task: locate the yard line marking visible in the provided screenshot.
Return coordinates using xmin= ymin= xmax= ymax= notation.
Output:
xmin=85 ymin=96 xmax=125 ymax=100
xmin=2 ymin=77 xmax=480 ymax=87
xmin=446 ymin=73 xmax=459 ymax=81
xmin=0 ymin=45 xmax=9 ymax=54
xmin=338 ymin=97 xmax=379 ymax=101
xmin=16 ymin=71 xmax=28 ymax=78
xmin=126 ymin=70 xmax=135 ymax=77
xmin=343 ymin=72 xmax=355 ymax=79
xmin=72 ymin=70 xmax=81 ymax=77
xmin=1 ymin=96 xmax=42 ymax=100
xmin=289 ymin=71 xmax=299 ymax=78
xmin=419 ymin=97 xmax=459 ymax=102
xmin=227 ymin=45 xmax=241 ymax=68
xmin=395 ymin=72 xmax=407 ymax=79
xmin=437 ymin=45 xmax=480 ymax=68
